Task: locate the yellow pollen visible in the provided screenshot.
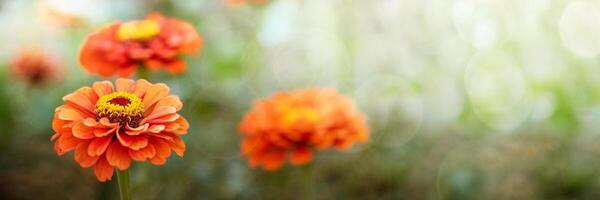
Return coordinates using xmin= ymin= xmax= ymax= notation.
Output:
xmin=117 ymin=20 xmax=160 ymax=41
xmin=95 ymin=92 xmax=144 ymax=123
xmin=282 ymin=107 xmax=320 ymax=126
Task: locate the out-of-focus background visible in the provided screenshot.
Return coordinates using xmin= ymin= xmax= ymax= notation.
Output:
xmin=2 ymin=0 xmax=600 ymax=199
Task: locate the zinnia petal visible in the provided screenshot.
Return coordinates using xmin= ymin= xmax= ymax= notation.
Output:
xmin=106 ymin=141 xmax=132 ymax=170
xmin=133 ymin=79 xmax=151 ymax=97
xmin=52 ymin=114 xmax=70 ymax=133
xmin=62 ymin=87 xmax=96 ymax=113
xmin=72 ymin=121 xmax=96 ymax=139
xmin=115 ymin=78 xmax=135 ymax=92
xmin=167 ymin=135 xmax=185 ymax=157
xmin=290 ymin=147 xmax=313 ymax=165
xmin=165 ymin=60 xmax=186 ymax=74
xmin=117 ymin=64 xmax=137 ymax=78
xmin=262 ymin=151 xmax=285 ymax=171
xmin=58 ymin=107 xmax=86 ymax=121
xmin=155 ymin=95 xmax=183 ymax=111
xmin=125 ymin=123 xmax=149 ymax=135
xmin=55 ymin=132 xmax=82 ymax=155
xmin=75 ymin=142 xmax=99 ymax=168
xmin=117 ymin=130 xmax=149 ymax=150
xmin=144 ymin=106 xmax=176 ymax=122
xmin=92 ymin=81 xmax=114 ymax=97
xmin=129 ymin=144 xmax=156 ymax=161
xmin=88 ymin=136 xmax=112 ymax=157
xmin=94 ymin=155 xmax=114 ymax=182
xmin=147 ymin=124 xmax=166 ymax=133
xmin=149 ymin=140 xmax=171 ymax=165
xmin=142 ymin=83 xmax=170 ymax=110
xmin=79 ymin=24 xmax=122 ymax=78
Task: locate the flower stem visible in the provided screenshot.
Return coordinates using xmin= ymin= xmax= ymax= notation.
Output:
xmin=302 ymin=164 xmax=315 ymax=200
xmin=138 ymin=67 xmax=150 ymax=80
xmin=116 ymin=169 xmax=131 ymax=200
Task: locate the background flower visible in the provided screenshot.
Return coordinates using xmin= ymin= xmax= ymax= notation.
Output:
xmin=239 ymin=88 xmax=368 ymax=170
xmin=79 ymin=13 xmax=202 ymax=77
xmin=225 ymin=0 xmax=268 ymax=7
xmin=9 ymin=47 xmax=63 ymax=86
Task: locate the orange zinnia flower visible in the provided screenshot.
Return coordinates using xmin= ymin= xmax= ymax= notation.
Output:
xmin=79 ymin=13 xmax=202 ymax=77
xmin=238 ymin=88 xmax=369 ymax=170
xmin=51 ymin=78 xmax=189 ymax=181
xmin=9 ymin=47 xmax=63 ymax=86
xmin=225 ymin=0 xmax=268 ymax=6
xmin=37 ymin=0 xmax=85 ymax=28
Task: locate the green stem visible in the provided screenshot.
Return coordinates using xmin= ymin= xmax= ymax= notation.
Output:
xmin=116 ymin=169 xmax=131 ymax=200
xmin=138 ymin=67 xmax=150 ymax=80
xmin=302 ymin=164 xmax=315 ymax=200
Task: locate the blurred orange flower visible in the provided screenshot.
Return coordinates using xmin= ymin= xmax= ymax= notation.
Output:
xmin=225 ymin=0 xmax=268 ymax=6
xmin=79 ymin=13 xmax=202 ymax=77
xmin=37 ymin=0 xmax=85 ymax=28
xmin=51 ymin=78 xmax=189 ymax=181
xmin=9 ymin=48 xmax=63 ymax=86
xmin=238 ymin=88 xmax=369 ymax=170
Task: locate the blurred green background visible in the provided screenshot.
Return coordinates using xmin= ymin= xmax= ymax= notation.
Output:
xmin=3 ymin=0 xmax=600 ymax=199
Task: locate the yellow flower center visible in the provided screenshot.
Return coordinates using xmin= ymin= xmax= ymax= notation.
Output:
xmin=116 ymin=20 xmax=160 ymax=41
xmin=282 ymin=107 xmax=320 ymax=127
xmin=95 ymin=92 xmax=144 ymax=126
